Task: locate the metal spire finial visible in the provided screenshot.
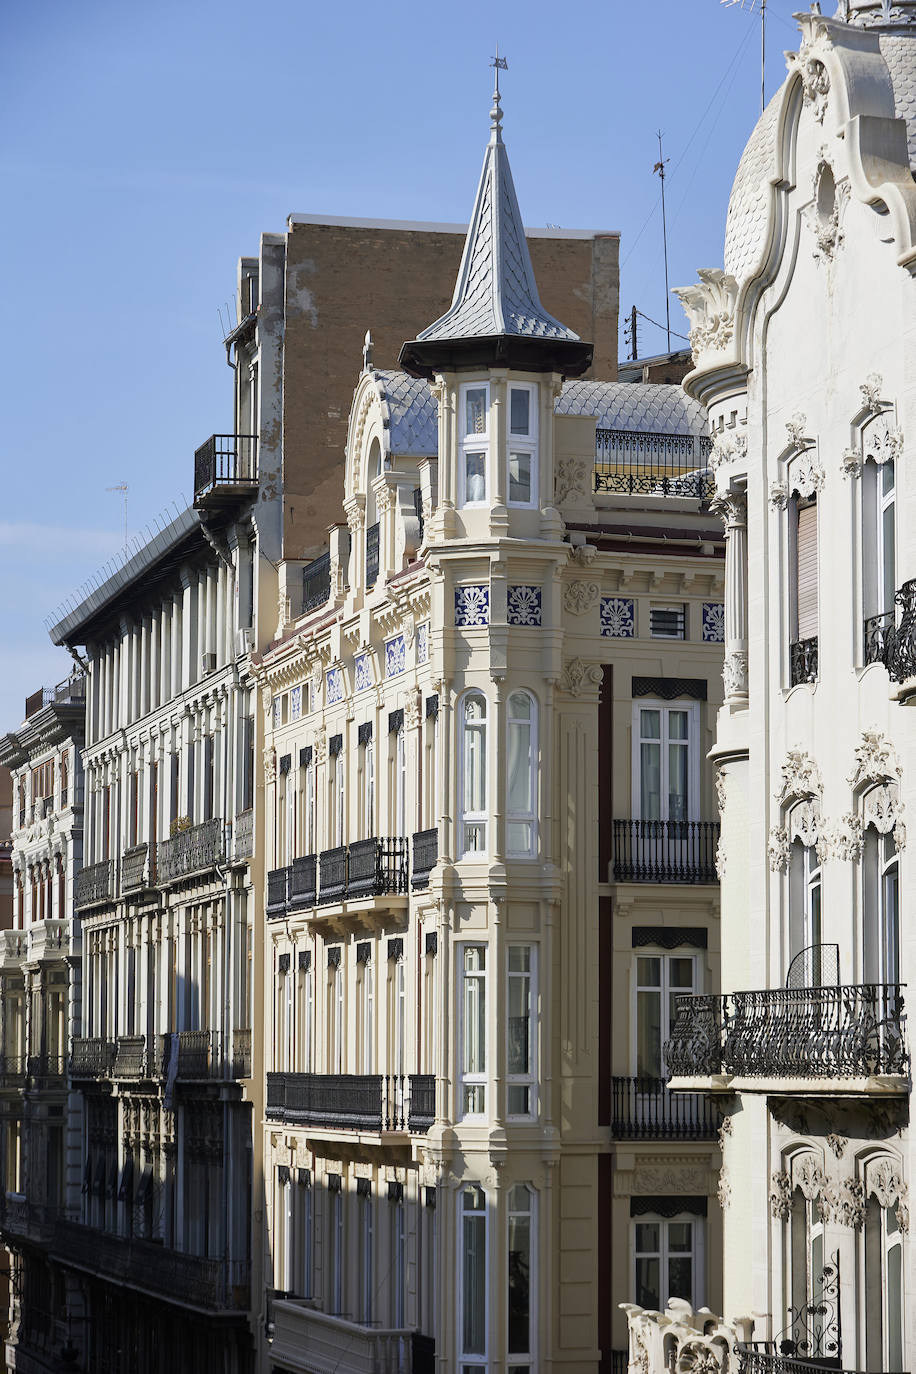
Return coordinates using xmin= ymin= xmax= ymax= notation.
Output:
xmin=490 ymin=47 xmax=507 ymax=138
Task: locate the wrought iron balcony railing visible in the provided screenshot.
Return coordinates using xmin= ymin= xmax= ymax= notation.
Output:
xmin=366 ymin=521 xmax=380 ymax=589
xmin=193 ymin=433 xmax=257 ymax=504
xmin=864 ymin=609 xmax=895 ymax=666
xmin=318 ymin=845 xmax=348 ymax=904
xmin=347 ymin=837 xmax=409 ymax=899
xmin=113 ymin=1036 xmax=147 ymax=1079
xmin=267 ymin=866 xmax=291 ymax=917
xmin=121 ymin=843 xmax=153 ymax=892
xmin=610 ymin=1075 xmax=720 ymax=1140
xmin=594 ymin=429 xmax=713 ymax=501
xmin=0 ymin=1055 xmax=27 ymax=1085
xmin=75 ymin=859 xmax=115 ymax=910
xmin=302 ymin=550 xmax=331 ymax=615
xmin=266 ymin=1071 xmax=434 ymax=1133
xmin=71 ymin=1038 xmax=117 ymax=1078
xmin=234 ymin=808 xmax=254 ymax=861
xmin=27 ymin=1055 xmax=67 ymax=1082
xmin=157 ymin=818 xmax=226 ymax=885
xmin=665 ymin=983 xmax=908 ymax=1081
xmin=737 ymin=1350 xmax=907 ymax=1374
xmin=289 ymin=854 xmax=317 ymax=910
xmin=887 ymin=576 xmax=916 ymax=682
xmin=413 ymin=486 xmax=425 ymax=545
xmin=612 ymin=819 xmax=719 ymax=884
xmin=24 ymin=674 xmax=85 ymax=719
xmin=412 ymin=828 xmax=438 ymax=888
xmin=790 ymin=636 xmax=818 ymax=685
xmin=231 ymin=1028 xmax=251 ymax=1079
xmin=52 ymin=1219 xmax=250 ymax=1312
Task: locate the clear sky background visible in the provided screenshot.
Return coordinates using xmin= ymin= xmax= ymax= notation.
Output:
xmin=0 ymin=0 xmax=805 ymax=731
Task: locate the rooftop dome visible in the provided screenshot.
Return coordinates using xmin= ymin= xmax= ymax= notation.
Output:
xmin=723 ymin=88 xmax=783 ymax=286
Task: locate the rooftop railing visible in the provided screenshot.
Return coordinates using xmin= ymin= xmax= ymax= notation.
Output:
xmin=665 ymin=983 xmax=908 ymax=1080
xmin=594 ymin=428 xmax=713 ymax=501
xmin=24 ymin=675 xmax=85 ymax=720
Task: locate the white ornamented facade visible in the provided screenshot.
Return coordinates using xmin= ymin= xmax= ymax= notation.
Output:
xmin=648 ymin=7 xmax=916 ymax=1374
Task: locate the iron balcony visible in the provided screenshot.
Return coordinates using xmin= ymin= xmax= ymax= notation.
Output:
xmin=75 ymin=859 xmax=115 ymax=910
xmin=411 ymin=828 xmax=438 ymax=888
xmin=301 ymin=550 xmax=331 ymax=615
xmin=594 ymin=428 xmax=713 ymax=501
xmin=72 ymin=1030 xmax=251 ymax=1083
xmin=266 ymin=1071 xmax=434 ymax=1134
xmin=157 ymin=818 xmax=227 ymax=885
xmin=610 ymin=1076 xmax=720 ymax=1140
xmin=268 ymin=838 xmax=409 ymax=917
xmin=789 ymin=636 xmax=818 ymax=685
xmin=665 ymin=983 xmax=908 ymax=1085
xmin=612 ymin=819 xmax=720 ymax=884
xmin=193 ymin=433 xmax=258 ymax=508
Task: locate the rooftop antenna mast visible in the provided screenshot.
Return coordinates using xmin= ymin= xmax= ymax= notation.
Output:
xmin=722 ymin=0 xmax=767 ymax=115
xmin=653 ymin=132 xmax=671 ymax=353
xmin=107 ymin=482 xmax=128 ymax=548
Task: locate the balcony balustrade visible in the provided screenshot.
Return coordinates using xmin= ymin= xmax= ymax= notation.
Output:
xmin=864 ymin=609 xmax=895 ymax=666
xmin=0 ymin=1055 xmax=27 ymax=1086
xmin=789 ymin=636 xmax=818 ymax=685
xmin=411 ymin=828 xmax=438 ymax=889
xmin=267 ymin=865 xmax=291 ymax=917
xmin=157 ymin=818 xmax=226 ymax=885
xmin=612 ymin=819 xmax=719 ymax=884
xmin=594 ymin=429 xmax=713 ymax=501
xmin=234 ymin=808 xmax=254 ymax=861
xmin=175 ymin=1029 xmax=217 ymax=1079
xmin=24 ymin=674 xmax=85 ymax=720
xmin=121 ymin=842 xmax=153 ymax=892
xmin=27 ymin=1055 xmax=67 ymax=1082
xmin=610 ymin=1076 xmax=720 ymax=1140
xmin=71 ymin=1037 xmax=117 ymax=1078
xmin=302 ymin=550 xmax=331 ymax=615
xmin=737 ymin=1347 xmax=906 ymax=1374
xmin=272 ymin=1300 xmax=432 ymax=1374
xmin=51 ymin=1219 xmax=249 ymax=1311
xmin=113 ymin=1035 xmax=147 ymax=1079
xmin=347 ymin=837 xmax=409 ymax=899
xmin=75 ymin=859 xmax=115 ymax=910
xmin=665 ymin=983 xmax=908 ymax=1083
xmin=231 ymin=1028 xmax=251 ymax=1079
xmin=886 ymin=576 xmax=916 ymax=682
xmin=193 ymin=433 xmax=258 ymax=506
xmin=318 ymin=845 xmax=348 ymax=905
xmin=266 ymin=1071 xmax=434 ymax=1134
xmin=366 ymin=521 xmax=380 ymax=589
xmin=289 ymin=854 xmax=317 ymax=910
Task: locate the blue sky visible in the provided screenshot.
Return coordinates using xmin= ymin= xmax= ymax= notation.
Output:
xmin=0 ymin=0 xmax=804 ymax=730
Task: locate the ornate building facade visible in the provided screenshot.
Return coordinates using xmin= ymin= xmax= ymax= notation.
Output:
xmin=630 ymin=5 xmax=916 ymax=1374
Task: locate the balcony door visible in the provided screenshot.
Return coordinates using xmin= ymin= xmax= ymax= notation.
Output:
xmin=863 ymin=827 xmax=899 ymax=986
xmin=632 ymin=702 xmax=699 ymax=823
xmin=634 ymin=952 xmax=697 ymax=1080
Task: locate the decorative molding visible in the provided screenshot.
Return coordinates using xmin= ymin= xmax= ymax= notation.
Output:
xmin=863 ymin=415 xmax=903 ymax=466
xmin=714 ymin=767 xmax=728 ymax=816
xmin=702 ymin=603 xmax=725 ymax=643
xmin=826 ymin=1133 xmax=848 ymax=1159
xmin=715 ymin=836 xmax=726 ymax=881
xmin=561 ymin=657 xmax=604 ymax=697
xmin=455 ymin=585 xmax=490 ymax=628
xmin=673 ymin=268 xmax=739 ymax=358
xmin=722 ymin=650 xmax=748 ymax=698
xmin=554 ymin=457 xmax=591 ymax=506
xmin=791 ymin=449 xmax=825 ymax=499
xmin=717 ymin=1168 xmax=732 ymax=1210
xmin=865 ymin=1158 xmax=909 ymax=1234
xmin=768 ymin=826 xmax=791 ymax=873
xmin=385 ymin=634 xmax=407 ymax=679
xmin=841 ymin=447 xmax=862 ymax=480
xmin=795 ymin=1153 xmax=828 ymax=1203
xmin=789 ymin=38 xmax=830 ymax=123
xmin=632 ymin=676 xmax=707 ymax=702
xmin=632 ymin=926 xmax=708 ymax=951
xmin=822 ymin=1177 xmax=865 ymax=1229
xmin=785 ymin=412 xmax=811 ymax=451
xmin=777 ymin=749 xmax=823 ymax=806
xmin=809 ymin=158 xmax=849 ymax=263
xmin=862 ymin=784 xmax=906 ymax=851
xmin=769 ymin=479 xmax=789 ymax=510
xmin=564 ymin=581 xmax=600 ymax=615
xmin=824 ymin=812 xmax=864 ymax=863
xmin=710 ymin=430 xmax=747 ymax=474
xmin=710 ymin=487 xmax=748 ymax=527
xmin=263 ymin=746 xmax=276 ymax=784
xmin=769 ymin=1170 xmax=793 ymax=1221
xmin=849 ymin=728 xmax=902 ymax=790
xmin=860 ymin=372 xmax=884 ymax=415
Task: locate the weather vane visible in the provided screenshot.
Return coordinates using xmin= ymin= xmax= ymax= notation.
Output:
xmin=490 ymin=46 xmax=508 ymax=92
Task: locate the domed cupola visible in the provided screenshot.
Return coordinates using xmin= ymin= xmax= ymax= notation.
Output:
xmin=399 ymin=73 xmax=593 ymax=380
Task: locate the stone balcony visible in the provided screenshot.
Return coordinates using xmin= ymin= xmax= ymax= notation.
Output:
xmin=0 ymin=929 xmax=27 ymax=968
xmin=666 ymin=983 xmax=909 ymax=1095
xmin=271 ymin=1299 xmax=434 ymax=1374
xmin=27 ymin=918 xmax=71 ymax=962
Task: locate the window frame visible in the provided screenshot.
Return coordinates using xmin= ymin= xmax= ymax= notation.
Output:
xmin=458 ymin=1183 xmax=489 ymax=1368
xmin=458 ymin=382 xmax=490 ymax=509
xmin=507 ymin=1183 xmax=536 ymax=1367
xmin=459 ymin=944 xmax=488 ymax=1120
xmin=506 ymin=690 xmax=538 ymax=858
xmin=632 ymin=1210 xmax=704 ymax=1311
xmin=506 ymin=945 xmax=537 ymax=1120
xmin=631 ymin=699 xmax=700 ymax=823
xmin=632 ymin=951 xmax=699 ymax=1078
xmin=506 ymin=382 xmax=539 ymax=509
xmin=458 ymin=691 xmax=489 ymax=859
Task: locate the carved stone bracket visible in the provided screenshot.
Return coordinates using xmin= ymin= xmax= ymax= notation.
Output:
xmin=561 ymin=657 xmax=604 ymax=698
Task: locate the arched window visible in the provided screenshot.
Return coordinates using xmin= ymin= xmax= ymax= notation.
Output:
xmin=459 ymin=692 xmax=488 ymax=856
xmin=507 ymin=691 xmax=537 ymax=857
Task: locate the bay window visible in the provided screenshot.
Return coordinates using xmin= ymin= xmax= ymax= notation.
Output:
xmin=459 ymin=384 xmax=489 ymax=507
xmin=460 ymin=692 xmax=488 ymax=856
xmin=507 ymin=691 xmax=537 ymax=856
xmin=460 ymin=945 xmax=487 ymax=1117
xmin=507 ymin=383 xmax=538 ymax=508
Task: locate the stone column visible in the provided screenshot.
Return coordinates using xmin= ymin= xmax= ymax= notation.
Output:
xmin=713 ymin=487 xmax=749 ymax=703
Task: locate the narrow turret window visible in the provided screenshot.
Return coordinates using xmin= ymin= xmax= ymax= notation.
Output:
xmin=460 ymin=384 xmax=489 ymax=507
xmin=507 ymin=383 xmax=538 ymax=508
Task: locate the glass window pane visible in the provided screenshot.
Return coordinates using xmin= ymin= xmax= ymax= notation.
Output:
xmin=637 ymin=958 xmax=661 ymax=988
xmin=635 ymin=1256 xmax=660 ymax=1310
xmin=636 ymin=1222 xmax=659 ymax=1251
xmin=509 ymin=947 xmax=530 ymax=973
xmin=508 ymin=1084 xmax=530 ymax=1114
xmin=462 ymin=1208 xmax=486 ymax=1352
xmin=465 ymin=453 xmax=486 ymax=503
xmin=637 ymin=990 xmax=662 ymax=1077
xmin=669 ymin=959 xmax=694 ymax=989
xmin=465 ymin=389 xmax=487 ymax=436
xmin=507 ymin=975 xmax=530 ymax=1076
xmin=669 ymin=711 xmax=688 ymax=739
xmin=882 ymin=458 xmax=895 ymax=496
xmin=509 ymin=692 xmax=531 ymax=720
xmin=510 ymin=388 xmax=530 ymax=436
xmin=508 ymin=821 xmax=532 ymax=852
xmin=640 ymin=743 xmax=661 ymax=820
xmin=508 ymin=1211 xmax=531 ymax=1353
xmin=668 ymin=1221 xmax=693 ymax=1251
xmin=640 ymin=710 xmax=661 ymax=740
xmin=668 ymin=742 xmax=688 ymax=821
xmin=668 ymin=1255 xmax=693 ymax=1302
xmin=888 ymin=1236 xmax=903 ymax=1369
xmin=509 ymin=452 xmax=532 ymax=504
xmin=508 ymin=721 xmax=532 ymax=812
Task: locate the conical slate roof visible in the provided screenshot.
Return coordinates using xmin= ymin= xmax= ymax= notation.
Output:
xmin=400 ymin=83 xmax=592 ymax=379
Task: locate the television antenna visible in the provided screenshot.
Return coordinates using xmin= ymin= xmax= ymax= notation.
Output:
xmin=722 ymin=0 xmax=767 ymax=115
xmin=106 ymin=482 xmax=128 ymax=548
xmin=653 ymin=132 xmax=671 ymax=352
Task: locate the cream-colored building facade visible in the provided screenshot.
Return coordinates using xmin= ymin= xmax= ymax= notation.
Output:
xmin=257 ymin=83 xmax=726 ymax=1374
xmin=629 ymin=6 xmax=916 ymax=1374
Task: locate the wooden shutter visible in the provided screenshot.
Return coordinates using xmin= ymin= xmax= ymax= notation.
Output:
xmin=796 ymin=501 xmax=819 ymax=639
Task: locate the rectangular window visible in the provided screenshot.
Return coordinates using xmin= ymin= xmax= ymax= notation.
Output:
xmin=460 ymin=693 xmax=488 ymax=856
xmin=634 ymin=1214 xmax=700 ymax=1309
xmin=507 ymin=1185 xmax=534 ymax=1366
xmin=298 ymin=959 xmax=314 ymax=1072
xmin=361 ymin=1187 xmax=373 ymax=1324
xmin=795 ymin=499 xmax=819 ymax=641
xmin=460 ymin=946 xmax=487 ymax=1117
xmin=862 ymin=828 xmax=899 ymax=985
xmin=391 ymin=1190 xmax=406 ymax=1328
xmin=461 ymin=1185 xmax=487 ymax=1364
xmin=636 ymin=954 xmax=697 ymax=1078
xmin=507 ymin=947 xmax=536 ymax=1117
xmin=649 ymin=605 xmax=686 ymax=639
xmin=358 ymin=956 xmax=374 ymax=1074
xmin=507 ymin=383 xmax=538 ymax=508
xmin=460 ymin=384 xmax=489 ymax=507
xmin=632 ymin=702 xmax=698 ymax=823
xmin=862 ymin=458 xmax=896 ymax=662
xmin=328 ymin=1180 xmax=343 ymax=1315
xmin=507 ymin=692 xmax=536 ymax=856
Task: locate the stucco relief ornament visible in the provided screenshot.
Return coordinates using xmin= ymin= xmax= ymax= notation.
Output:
xmin=826 ymin=1133 xmax=848 ymax=1159
xmin=867 ymin=1159 xmax=910 ymax=1233
xmin=768 ymin=826 xmax=791 ymax=873
xmin=793 ymin=449 xmax=825 ymax=499
xmin=860 ymin=373 xmax=885 ymax=414
xmin=796 ymin=1154 xmax=828 ymax=1202
xmin=564 ymin=581 xmax=600 ymax=615
xmin=715 ymin=837 xmax=727 ymax=881
xmin=828 ymin=812 xmax=864 ymax=862
xmin=861 ymin=784 xmax=907 ymax=851
xmin=710 ymin=433 xmax=735 ymax=474
xmin=849 ymin=729 xmax=902 ymax=789
xmin=785 ymin=413 xmax=810 ymax=452
xmin=554 ymin=458 xmax=590 ymax=506
xmin=842 ymin=447 xmax=862 ymax=480
xmin=777 ymin=748 xmax=823 ymax=805
xmin=770 ymin=1170 xmax=793 ymax=1221
xmin=790 ymin=40 xmax=830 ymax=123
xmin=769 ymin=479 xmax=789 ymax=510
xmin=717 ymin=1168 xmax=732 ymax=1210
xmin=723 ymin=650 xmax=748 ymax=698
xmin=674 ymin=269 xmax=739 ymax=358
xmin=864 ymin=417 xmax=904 ymax=466
xmin=313 ymin=727 xmax=327 ymax=766
xmin=714 ymin=767 xmax=728 ymax=816
xmin=809 ymin=157 xmax=849 ymax=263
xmin=561 ymin=657 xmax=604 ymax=697
xmin=263 ymin=745 xmax=276 ymax=784
xmin=822 ymin=1178 xmax=865 ymax=1229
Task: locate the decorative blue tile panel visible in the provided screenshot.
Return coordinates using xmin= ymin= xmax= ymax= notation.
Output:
xmin=272 ymin=697 xmax=282 ymax=729
xmin=354 ymin=654 xmax=372 ymax=693
xmin=702 ymin=603 xmax=725 ymax=643
xmin=290 ymin=685 xmax=302 ymax=721
xmin=386 ymin=635 xmax=406 ymax=678
xmin=600 ymin=597 xmax=635 ymax=638
xmin=507 ymin=585 xmax=542 ymax=626
xmin=455 ymin=585 xmax=490 ymax=627
xmin=417 ymin=622 xmax=429 ymax=665
xmin=326 ymin=667 xmax=344 ymax=704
